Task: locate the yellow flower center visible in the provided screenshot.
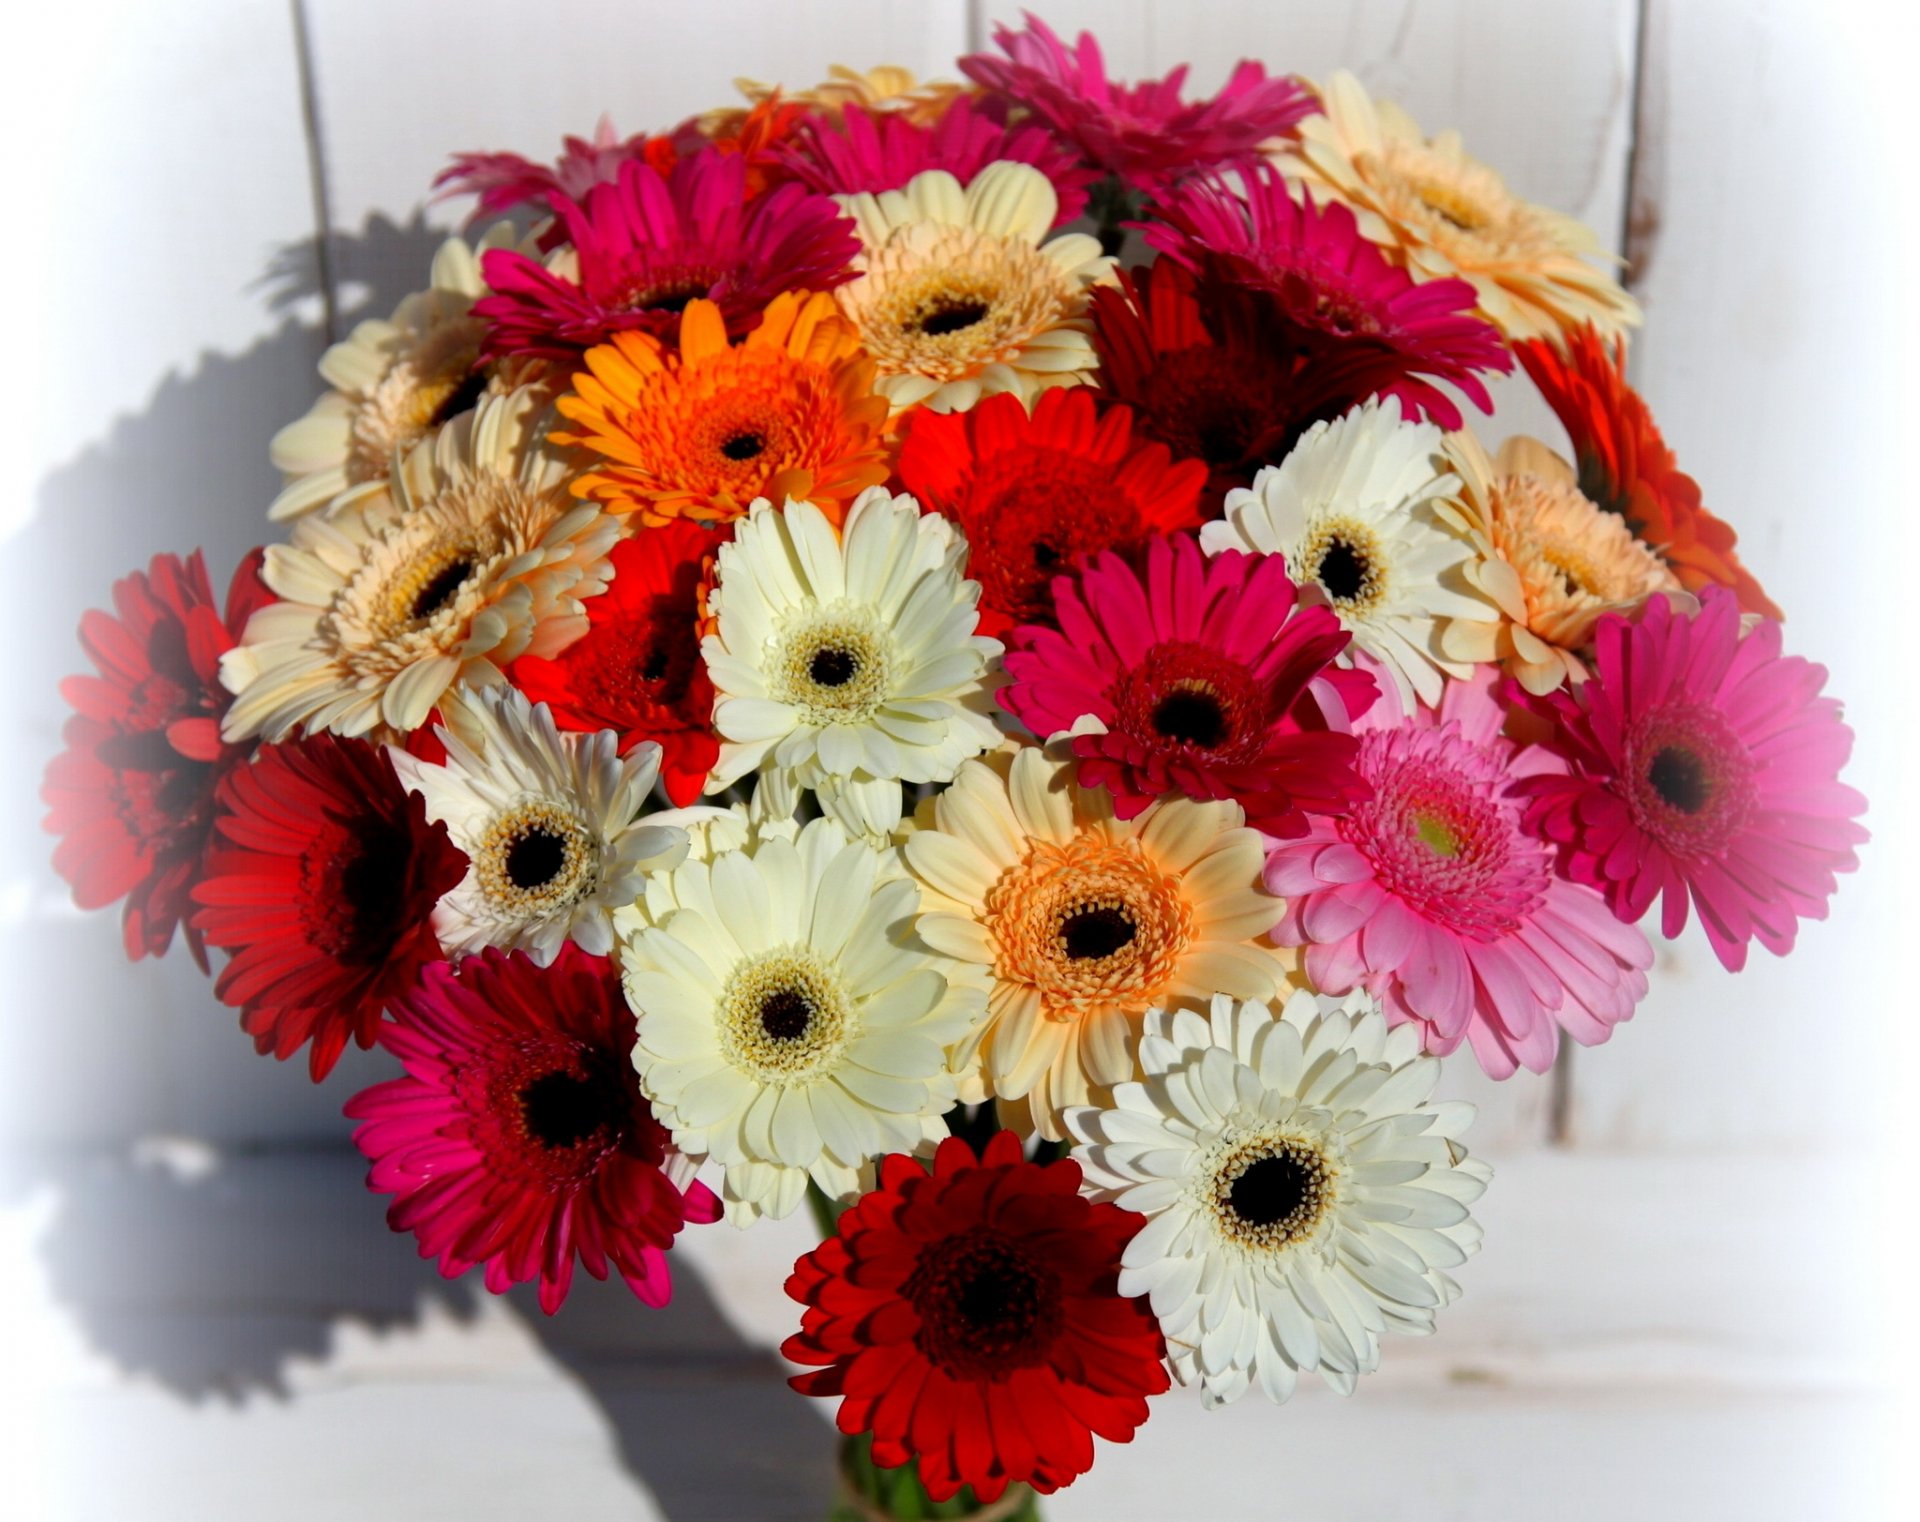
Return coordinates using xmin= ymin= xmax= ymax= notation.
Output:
xmin=473 ymin=798 xmax=599 ymax=921
xmin=715 ymin=946 xmax=854 ymax=1084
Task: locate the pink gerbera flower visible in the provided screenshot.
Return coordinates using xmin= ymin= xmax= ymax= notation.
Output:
xmin=434 ymin=115 xmax=662 ymax=220
xmin=999 ymin=534 xmax=1376 ymax=837
xmin=475 ymin=150 xmax=858 ymax=359
xmin=1516 ymin=588 xmax=1868 ymax=971
xmin=961 ymin=12 xmax=1313 ymax=192
xmin=775 ymin=96 xmax=1098 ymax=224
xmin=1266 ymin=667 xmax=1652 ymax=1078
xmin=1145 ymin=166 xmax=1512 ymax=425
xmin=345 ymin=945 xmax=720 ymax=1313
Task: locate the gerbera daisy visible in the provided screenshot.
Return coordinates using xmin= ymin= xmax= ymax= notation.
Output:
xmin=1272 ymin=71 xmax=1640 ymax=343
xmin=999 ymin=534 xmax=1375 ymax=837
xmin=553 ymin=291 xmax=891 ymax=528
xmin=510 ymin=521 xmax=719 ymax=805
xmin=190 ymin=733 xmax=467 ymax=1079
xmin=1515 ymin=589 xmax=1867 ymax=972
xmin=619 ymin=816 xmax=986 ymax=1224
xmin=1267 ymin=667 xmax=1652 ymax=1078
xmin=895 ymin=388 xmax=1207 ymax=637
xmin=776 ymin=96 xmax=1098 ymax=226
xmin=1517 ymin=325 xmax=1780 ymax=618
xmin=1145 ymin=166 xmax=1513 ymax=425
xmin=1439 ymin=430 xmax=1683 ymax=694
xmin=474 ymin=151 xmax=858 ymax=359
xmin=1067 ymin=988 xmax=1490 ymax=1407
xmin=221 ymin=388 xmax=621 ymax=743
xmin=901 ymin=742 xmax=1292 ymax=1141
xmin=43 ymin=550 xmax=273 ymax=968
xmin=700 ymin=490 xmax=1002 ymax=800
xmin=434 ymin=116 xmax=663 ymax=220
xmin=268 ymin=232 xmax=520 ymax=522
xmin=389 ymin=685 xmax=689 ymax=966
xmin=783 ymin=1132 xmax=1169 ymax=1503
xmin=723 ymin=65 xmax=967 ymax=131
xmin=960 ymin=13 xmax=1313 ymax=193
xmin=1201 ymin=398 xmax=1494 ymax=708
xmin=345 ymin=944 xmax=721 ymax=1314
xmin=832 ymin=162 xmax=1113 ymax=413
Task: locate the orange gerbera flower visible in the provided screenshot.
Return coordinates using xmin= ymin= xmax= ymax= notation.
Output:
xmin=1518 ymin=326 xmax=1780 ymax=619
xmin=553 ymin=291 xmax=893 ymax=527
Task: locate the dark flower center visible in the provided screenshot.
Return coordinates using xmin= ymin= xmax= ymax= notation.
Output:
xmin=412 ymin=559 xmax=475 ymax=621
xmin=1315 ymin=539 xmax=1369 ymax=603
xmin=720 ymin=432 xmax=764 ymax=461
xmin=809 ymin=647 xmax=858 ymax=687
xmin=622 ymin=276 xmax=712 ymax=315
xmin=1151 ymin=687 xmax=1229 ymax=749
xmin=1229 ymin=1154 xmax=1312 ymax=1228
xmin=429 ymin=367 xmax=490 ymax=430
xmin=1647 ymin=745 xmax=1711 ymax=815
xmin=906 ymin=1229 xmax=1062 ymax=1381
xmin=505 ymin=827 xmax=568 ymax=890
xmin=519 ymin=1065 xmax=622 ymax=1151
xmin=758 ymin=987 xmax=814 ymax=1041
xmin=1059 ymin=904 xmax=1136 ymax=961
xmin=303 ymin=822 xmax=413 ymax=962
xmin=1212 ymin=1137 xmax=1335 ymax=1250
xmin=917 ymin=299 xmax=990 ymax=337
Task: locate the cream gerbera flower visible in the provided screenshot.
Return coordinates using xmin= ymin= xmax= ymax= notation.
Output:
xmin=1271 ymin=71 xmax=1639 ymax=343
xmin=1201 ymin=397 xmax=1494 ymax=709
xmin=390 ymin=685 xmax=689 ymax=966
xmin=267 ymin=229 xmax=520 ymax=522
xmin=222 ymin=388 xmax=620 ymax=742
xmin=833 ymin=162 xmax=1112 ymax=413
xmin=901 ymin=742 xmax=1293 ymax=1142
xmin=1439 ymin=430 xmax=1684 ymax=694
xmin=700 ymin=489 xmax=1003 ymax=807
xmin=1067 ymin=988 xmax=1490 ymax=1407
xmin=620 ymin=816 xmax=986 ymax=1225
xmin=722 ymin=64 xmax=966 ymax=130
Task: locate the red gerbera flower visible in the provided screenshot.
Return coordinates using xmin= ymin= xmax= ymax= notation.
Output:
xmin=896 ymin=389 xmax=1207 ymax=638
xmin=1517 ymin=325 xmax=1781 ymax=619
xmin=999 ymin=534 xmax=1375 ymax=835
xmin=434 ymin=115 xmax=668 ymax=221
xmin=42 ymin=550 xmax=273 ymax=968
xmin=475 ymin=150 xmax=858 ymax=359
xmin=775 ymin=96 xmax=1098 ymax=225
xmin=346 ymin=945 xmax=721 ymax=1314
xmin=191 ymin=733 xmax=469 ymax=1080
xmin=1145 ymin=166 xmax=1512 ymax=425
xmin=960 ymin=12 xmax=1312 ymax=193
xmin=783 ymin=1132 xmax=1168 ymax=1504
xmin=1515 ymin=589 xmax=1866 ymax=971
xmin=510 ymin=521 xmax=719 ymax=804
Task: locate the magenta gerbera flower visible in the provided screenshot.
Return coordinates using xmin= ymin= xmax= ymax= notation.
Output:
xmin=961 ymin=12 xmax=1313 ymax=192
xmin=775 ymin=96 xmax=1098 ymax=224
xmin=1145 ymin=166 xmax=1512 ymax=425
xmin=474 ymin=150 xmax=858 ymax=359
xmin=1266 ymin=667 xmax=1653 ymax=1078
xmin=999 ymin=534 xmax=1376 ymax=837
xmin=435 ymin=115 xmax=659 ymax=220
xmin=345 ymin=945 xmax=720 ymax=1313
xmin=1515 ymin=588 xmax=1868 ymax=971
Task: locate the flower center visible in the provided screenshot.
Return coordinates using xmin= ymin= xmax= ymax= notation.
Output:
xmin=1152 ymin=687 xmax=1228 ymax=748
xmin=427 ymin=366 xmax=491 ymax=431
xmin=505 ymin=826 xmax=567 ymax=889
xmin=473 ymin=799 xmax=598 ymax=923
xmin=1112 ymin=641 xmax=1265 ymax=761
xmin=1624 ymin=703 xmax=1756 ymax=856
xmin=720 ymin=431 xmax=764 ymax=461
xmin=300 ymin=820 xmax=413 ymax=962
xmin=519 ymin=1064 xmax=624 ymax=1151
xmin=1209 ymin=1134 xmax=1336 ymax=1253
xmin=716 ymin=947 xmax=854 ymax=1084
xmin=1059 ymin=903 xmax=1137 ymax=960
xmin=915 ymin=297 xmax=991 ymax=337
xmin=772 ymin=605 xmax=896 ymax=726
xmin=905 ymin=1228 xmax=1062 ymax=1381
xmin=1302 ymin=518 xmax=1387 ymax=613
xmin=615 ymin=273 xmax=716 ymax=315
xmin=1411 ymin=809 xmax=1462 ymax=859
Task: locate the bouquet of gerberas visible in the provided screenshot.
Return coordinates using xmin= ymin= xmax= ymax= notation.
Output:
xmin=42 ymin=13 xmax=1869 ymax=1516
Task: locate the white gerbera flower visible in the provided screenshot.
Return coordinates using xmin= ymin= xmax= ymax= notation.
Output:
xmin=1200 ymin=397 xmax=1493 ymax=708
xmin=1066 ymin=988 xmax=1489 ymax=1408
xmin=620 ymin=817 xmax=986 ymax=1225
xmin=700 ymin=488 xmax=1003 ymax=799
xmin=267 ymin=229 xmax=521 ymax=522
xmin=222 ymin=387 xmax=620 ymax=743
xmin=834 ymin=162 xmax=1113 ymax=413
xmin=389 ymin=685 xmax=688 ymax=967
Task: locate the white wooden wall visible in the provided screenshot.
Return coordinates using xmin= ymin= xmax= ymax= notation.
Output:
xmin=1 ymin=0 xmax=1906 ymax=1165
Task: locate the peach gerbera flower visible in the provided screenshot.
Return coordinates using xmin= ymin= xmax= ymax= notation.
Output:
xmin=1272 ymin=71 xmax=1639 ymax=343
xmin=718 ymin=65 xmax=968 ymax=132
xmin=1440 ymin=430 xmax=1683 ymax=694
xmin=901 ymin=741 xmax=1294 ymax=1141
xmin=552 ymin=291 xmax=892 ymax=527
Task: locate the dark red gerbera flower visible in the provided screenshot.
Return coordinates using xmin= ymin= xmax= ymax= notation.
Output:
xmin=346 ymin=945 xmax=721 ymax=1314
xmin=509 ymin=521 xmax=718 ymax=805
xmin=897 ymin=388 xmax=1207 ymax=637
xmin=42 ymin=550 xmax=274 ymax=968
xmin=999 ymin=534 xmax=1375 ymax=834
xmin=1517 ymin=325 xmax=1781 ymax=619
xmin=783 ymin=1132 xmax=1168 ymax=1504
xmin=191 ymin=733 xmax=469 ymax=1080
xmin=475 ymin=150 xmax=858 ymax=360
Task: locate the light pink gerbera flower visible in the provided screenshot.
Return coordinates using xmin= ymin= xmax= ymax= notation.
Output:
xmin=1266 ymin=666 xmax=1652 ymax=1078
xmin=999 ymin=534 xmax=1375 ymax=838
xmin=1516 ymin=588 xmax=1868 ymax=971
xmin=960 ymin=12 xmax=1313 ymax=192
xmin=434 ymin=115 xmax=657 ymax=220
